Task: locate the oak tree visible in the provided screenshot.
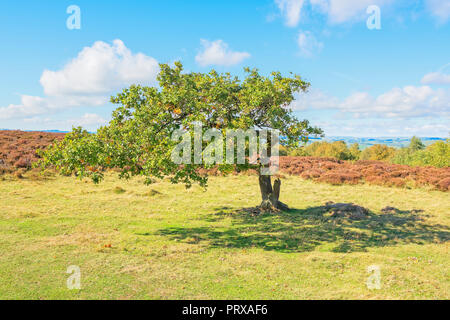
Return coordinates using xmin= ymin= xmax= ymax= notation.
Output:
xmin=40 ymin=62 xmax=322 ymax=211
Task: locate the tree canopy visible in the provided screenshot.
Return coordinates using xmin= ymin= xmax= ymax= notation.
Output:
xmin=39 ymin=62 xmax=322 ymax=190
xmin=408 ymin=136 xmax=426 ymax=151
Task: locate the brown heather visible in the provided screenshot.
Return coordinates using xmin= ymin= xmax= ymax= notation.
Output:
xmin=0 ymin=130 xmax=64 ymax=171
xmin=0 ymin=131 xmax=449 ymax=192
xmin=280 ymin=156 xmax=450 ymax=192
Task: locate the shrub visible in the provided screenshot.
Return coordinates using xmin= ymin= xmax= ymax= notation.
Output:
xmin=14 ymin=157 xmax=32 ymax=168
xmin=409 ymin=136 xmax=426 ymax=151
xmin=437 ymin=177 xmax=450 ymax=191
xmin=279 ymin=156 xmax=449 ymax=191
xmin=392 ymin=139 xmax=449 ymax=168
xmin=317 ymin=171 xmax=361 ymax=185
xmin=300 ymin=141 xmax=354 ymax=160
xmin=288 ymin=147 xmax=307 ymax=156
xmin=0 ymin=130 xmax=65 ymax=174
xmin=360 ymin=144 xmax=396 ymax=161
xmin=349 ymin=143 xmax=361 ymax=160
xmin=422 ymin=140 xmax=450 ymax=168
xmin=300 ymin=168 xmax=324 ymax=179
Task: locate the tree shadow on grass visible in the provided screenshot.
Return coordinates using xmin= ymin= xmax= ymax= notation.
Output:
xmin=153 ymin=205 xmax=450 ymax=253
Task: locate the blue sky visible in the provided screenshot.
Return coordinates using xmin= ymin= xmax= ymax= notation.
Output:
xmin=0 ymin=0 xmax=449 ymax=137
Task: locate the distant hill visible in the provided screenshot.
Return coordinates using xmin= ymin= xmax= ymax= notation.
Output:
xmin=0 ymin=129 xmax=447 ymax=149
xmin=0 ymin=129 xmax=69 ymax=133
xmin=309 ymin=136 xmax=447 ymax=149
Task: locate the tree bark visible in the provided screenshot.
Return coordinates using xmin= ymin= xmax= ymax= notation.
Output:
xmin=258 ymin=173 xmax=289 ymax=211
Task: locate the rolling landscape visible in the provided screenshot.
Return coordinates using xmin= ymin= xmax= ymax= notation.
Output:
xmin=0 ymin=129 xmax=449 ymax=299
xmin=0 ymin=0 xmax=449 ymax=304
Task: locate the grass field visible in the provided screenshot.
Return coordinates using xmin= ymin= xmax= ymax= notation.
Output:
xmin=0 ymin=172 xmax=449 ymax=299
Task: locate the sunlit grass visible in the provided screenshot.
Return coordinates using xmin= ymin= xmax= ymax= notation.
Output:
xmin=0 ymin=172 xmax=448 ymax=299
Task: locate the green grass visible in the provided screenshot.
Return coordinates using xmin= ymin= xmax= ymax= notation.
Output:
xmin=0 ymin=172 xmax=449 ymax=299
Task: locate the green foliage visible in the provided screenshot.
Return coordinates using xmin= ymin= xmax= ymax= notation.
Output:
xmin=360 ymin=144 xmax=396 ymax=161
xmin=286 ymin=141 xmax=359 ymax=160
xmin=282 ymin=137 xmax=448 ymax=169
xmin=288 ymin=147 xmax=307 ymax=156
xmin=39 ymin=62 xmax=322 ymax=187
xmin=306 ymin=141 xmax=354 ymax=160
xmin=37 ymin=127 xmax=105 ymax=183
xmin=423 ymin=140 xmax=450 ymax=167
xmin=392 ymin=147 xmax=414 ymax=165
xmin=349 ymin=143 xmax=361 ymax=160
xmin=392 ymin=139 xmax=449 ymax=168
xmin=409 ymin=136 xmax=426 ymax=151
xmin=279 ymin=145 xmax=289 ymax=156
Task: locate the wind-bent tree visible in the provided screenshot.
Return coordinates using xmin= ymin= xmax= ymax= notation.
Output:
xmin=39 ymin=62 xmax=322 ymax=211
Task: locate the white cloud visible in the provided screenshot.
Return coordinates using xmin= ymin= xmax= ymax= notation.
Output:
xmin=40 ymin=39 xmax=159 ymax=96
xmin=309 ymin=0 xmax=329 ymax=13
xmin=324 ymin=0 xmax=390 ymax=24
xmin=315 ymin=119 xmax=449 ymax=137
xmin=291 ymin=88 xmax=338 ymax=110
xmin=23 ymin=113 xmax=108 ymax=131
xmin=68 ymin=113 xmax=108 ymax=127
xmin=292 ymin=85 xmax=450 ymax=119
xmin=275 ymin=0 xmax=449 ymax=26
xmin=0 ymin=95 xmax=107 ymax=120
xmin=275 ymin=0 xmax=304 ymax=27
xmin=0 ymin=40 xmax=159 ymax=120
xmin=297 ymin=31 xmax=323 ymax=57
xmin=340 ymin=86 xmax=450 ymax=118
xmin=275 ymin=0 xmax=392 ymax=25
xmin=421 ymin=71 xmax=450 ymax=85
xmin=426 ymin=0 xmax=450 ymax=23
xmin=195 ymin=39 xmax=251 ymax=67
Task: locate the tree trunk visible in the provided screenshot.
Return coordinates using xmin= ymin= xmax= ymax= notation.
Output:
xmin=258 ymin=174 xmax=289 ymax=211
